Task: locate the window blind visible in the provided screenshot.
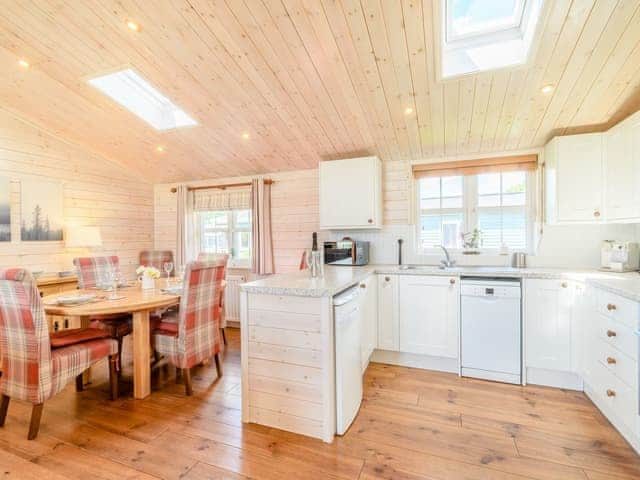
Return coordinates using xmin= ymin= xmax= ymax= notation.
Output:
xmin=412 ymin=154 xmax=538 ymax=178
xmin=193 ymin=188 xmax=251 ymax=211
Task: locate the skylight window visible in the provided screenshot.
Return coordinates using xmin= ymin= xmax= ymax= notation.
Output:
xmin=447 ymin=0 xmax=525 ymax=41
xmin=88 ymin=69 xmax=197 ymax=131
xmin=441 ymin=0 xmax=543 ymax=79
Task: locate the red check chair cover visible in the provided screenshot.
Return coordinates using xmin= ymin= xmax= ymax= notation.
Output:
xmin=0 ymin=268 xmax=117 ymax=404
xmin=153 ymin=261 xmax=224 ymax=369
xmin=196 ymin=253 xmax=228 ymax=329
xmin=73 ymin=255 xmax=120 ymax=289
xmin=72 ymin=256 xmax=132 ymax=369
xmin=140 ymin=250 xmax=174 ymax=275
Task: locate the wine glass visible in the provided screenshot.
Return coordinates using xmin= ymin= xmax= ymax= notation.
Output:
xmin=163 ymin=261 xmax=174 ymax=286
xmin=176 ymin=264 xmax=185 ymax=285
xmin=109 ymin=271 xmax=121 ymax=300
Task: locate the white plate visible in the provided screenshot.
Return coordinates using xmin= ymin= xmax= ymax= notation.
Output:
xmin=54 ymin=294 xmax=97 ymax=305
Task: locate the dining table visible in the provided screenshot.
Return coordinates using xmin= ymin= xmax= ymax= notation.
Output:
xmin=42 ymin=281 xmax=182 ymax=399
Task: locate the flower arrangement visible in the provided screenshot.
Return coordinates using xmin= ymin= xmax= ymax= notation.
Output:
xmin=136 ymin=266 xmax=161 ymax=279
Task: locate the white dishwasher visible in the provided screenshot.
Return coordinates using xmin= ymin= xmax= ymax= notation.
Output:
xmin=461 ymin=278 xmax=522 ymax=385
xmin=334 ymin=285 xmax=363 ymax=435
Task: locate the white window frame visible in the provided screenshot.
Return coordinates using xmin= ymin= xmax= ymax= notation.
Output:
xmin=415 ymin=171 xmax=536 ymax=254
xmin=438 ymin=0 xmax=544 ymax=79
xmin=195 ymin=209 xmax=252 ymax=268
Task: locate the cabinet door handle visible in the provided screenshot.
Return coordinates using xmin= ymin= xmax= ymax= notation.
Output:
xmin=606 ymin=357 xmax=616 ymax=364
xmin=561 ymin=282 xmax=568 ymax=288
xmin=594 ymin=210 xmax=601 ymax=218
xmin=64 ymin=318 xmax=69 ymax=329
xmin=385 ymin=276 xmax=390 ymax=282
xmin=606 ymin=389 xmax=616 ymax=397
xmin=607 ymin=329 xmax=617 ymax=337
xmin=449 ymin=278 xmax=456 ymax=285
xmin=359 ymin=283 xmax=366 ymax=289
xmin=367 ymin=218 xmax=373 ymax=224
xmin=607 ymin=303 xmax=617 ymax=311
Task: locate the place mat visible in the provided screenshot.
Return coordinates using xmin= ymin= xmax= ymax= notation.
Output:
xmin=45 ymin=294 xmax=103 ymax=306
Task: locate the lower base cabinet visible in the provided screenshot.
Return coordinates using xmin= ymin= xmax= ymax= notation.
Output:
xmin=398 ymin=275 xmax=459 ymax=359
xmin=582 ymin=286 xmax=639 ymax=451
xmin=377 ymin=274 xmax=399 ymax=351
xmin=358 ymin=274 xmax=377 ymax=370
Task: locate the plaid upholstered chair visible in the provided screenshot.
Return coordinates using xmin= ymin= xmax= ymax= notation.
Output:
xmin=196 ymin=253 xmax=229 ymax=345
xmin=139 ymin=250 xmax=174 ymax=275
xmin=73 ymin=256 xmax=132 ymax=372
xmin=153 ymin=261 xmax=224 ymax=396
xmin=0 ymin=268 xmax=118 ymax=439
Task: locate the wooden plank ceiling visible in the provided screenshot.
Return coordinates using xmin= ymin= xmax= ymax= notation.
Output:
xmin=1 ymin=0 xmax=640 ymax=182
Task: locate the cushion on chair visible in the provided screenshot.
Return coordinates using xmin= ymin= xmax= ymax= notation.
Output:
xmin=90 ymin=314 xmax=133 ymax=338
xmin=49 ymin=338 xmax=118 ymax=397
xmin=50 ymin=328 xmax=111 ymax=349
xmin=152 ymin=312 xmax=179 ymax=337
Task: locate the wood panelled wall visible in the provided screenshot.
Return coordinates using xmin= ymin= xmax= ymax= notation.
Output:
xmin=0 ymin=108 xmax=153 ymax=277
xmin=154 ymin=161 xmax=409 ymax=273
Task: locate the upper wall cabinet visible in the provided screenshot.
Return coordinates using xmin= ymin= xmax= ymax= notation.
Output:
xmin=319 ymin=156 xmax=382 ymax=230
xmin=545 ymin=133 xmax=603 ymax=224
xmin=545 ymin=110 xmax=640 ymax=225
xmin=604 ymin=111 xmax=640 ymax=222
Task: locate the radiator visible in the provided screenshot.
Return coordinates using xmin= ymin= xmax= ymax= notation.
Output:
xmin=224 ymin=274 xmax=245 ymax=323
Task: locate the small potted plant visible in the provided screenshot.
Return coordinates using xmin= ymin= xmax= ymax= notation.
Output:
xmin=136 ymin=265 xmax=161 ymax=290
xmin=461 ymin=229 xmax=482 ymax=255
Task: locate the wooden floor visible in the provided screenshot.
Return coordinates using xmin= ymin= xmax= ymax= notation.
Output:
xmin=1 ymin=328 xmax=639 ymax=479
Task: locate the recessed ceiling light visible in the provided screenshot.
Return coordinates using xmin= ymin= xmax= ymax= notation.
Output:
xmin=18 ymin=59 xmax=29 ymax=68
xmin=404 ymin=107 xmax=414 ymax=115
xmin=541 ymin=84 xmax=554 ymax=94
xmin=126 ymin=20 xmax=140 ymax=32
xmin=242 ymin=132 xmax=250 ymax=140
xmin=156 ymin=145 xmax=165 ymax=153
xmin=88 ymin=69 xmax=197 ymax=131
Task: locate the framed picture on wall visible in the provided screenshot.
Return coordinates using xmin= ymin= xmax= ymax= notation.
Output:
xmin=0 ymin=176 xmax=10 ymax=242
xmin=20 ymin=179 xmax=64 ymax=241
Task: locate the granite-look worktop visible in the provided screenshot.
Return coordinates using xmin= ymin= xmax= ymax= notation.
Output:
xmin=587 ymin=276 xmax=640 ymax=302
xmin=240 ymin=264 xmax=638 ymax=298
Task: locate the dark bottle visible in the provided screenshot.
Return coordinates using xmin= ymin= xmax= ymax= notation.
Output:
xmin=312 ymin=232 xmax=318 ymax=251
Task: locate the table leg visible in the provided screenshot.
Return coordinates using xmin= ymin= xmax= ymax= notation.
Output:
xmin=133 ymin=310 xmax=151 ymax=399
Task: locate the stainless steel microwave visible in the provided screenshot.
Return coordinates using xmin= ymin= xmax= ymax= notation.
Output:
xmin=324 ymin=239 xmax=369 ymax=266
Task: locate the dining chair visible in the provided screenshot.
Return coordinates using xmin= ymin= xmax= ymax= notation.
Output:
xmin=139 ymin=250 xmax=174 ymax=274
xmin=153 ymin=261 xmax=224 ymax=396
xmin=72 ymin=256 xmax=132 ymax=372
xmin=0 ymin=268 xmax=118 ymax=439
xmin=197 ymin=253 xmax=229 ymax=345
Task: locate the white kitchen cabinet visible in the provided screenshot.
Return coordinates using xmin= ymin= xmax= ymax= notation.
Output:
xmin=377 ymin=274 xmax=399 ymax=351
xmin=524 ymin=279 xmax=573 ymax=372
xmin=319 ymin=156 xmax=382 ymax=230
xmin=399 ymin=276 xmax=459 ymax=358
xmin=358 ymin=274 xmax=377 ymax=370
xmin=604 ymin=111 xmax=640 ymax=222
xmin=545 ymin=133 xmax=603 ymax=224
xmin=582 ymin=285 xmax=640 ymax=452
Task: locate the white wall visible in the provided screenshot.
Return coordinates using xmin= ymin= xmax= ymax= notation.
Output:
xmin=0 ymin=108 xmax=153 ymax=277
xmin=154 ymin=160 xmax=637 ymax=271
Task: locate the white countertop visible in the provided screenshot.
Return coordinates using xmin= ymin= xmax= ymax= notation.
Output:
xmin=240 ymin=264 xmax=639 ymax=298
xmin=587 ymin=276 xmax=640 ymax=302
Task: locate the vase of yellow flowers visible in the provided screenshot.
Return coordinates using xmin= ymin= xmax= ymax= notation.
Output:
xmin=136 ymin=266 xmax=161 ymax=290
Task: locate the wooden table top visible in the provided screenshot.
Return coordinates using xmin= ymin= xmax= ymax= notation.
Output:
xmin=42 ymin=283 xmax=181 ymax=316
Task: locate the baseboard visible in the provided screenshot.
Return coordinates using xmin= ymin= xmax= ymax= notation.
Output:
xmin=370 ymin=349 xmax=458 ymax=373
xmin=525 ymin=367 xmax=583 ymax=391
